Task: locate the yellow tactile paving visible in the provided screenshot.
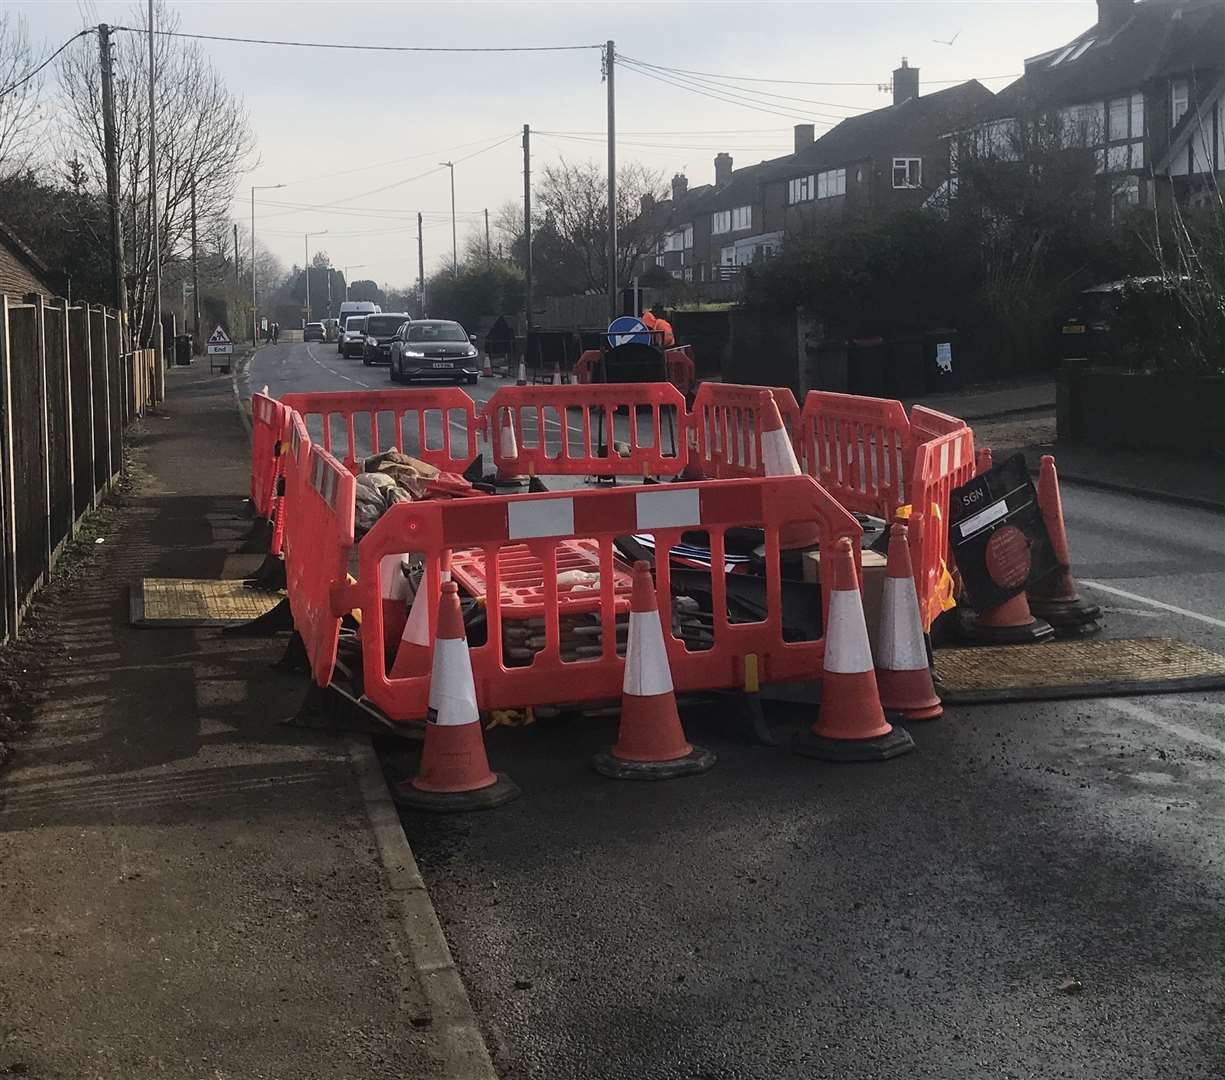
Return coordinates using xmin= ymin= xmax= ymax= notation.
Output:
xmin=134 ymin=578 xmax=284 ymax=625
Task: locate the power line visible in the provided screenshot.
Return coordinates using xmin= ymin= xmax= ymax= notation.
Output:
xmin=0 ymin=28 xmax=93 ymax=98
xmin=620 ymin=55 xmax=1021 ymax=88
xmin=536 ymin=132 xmax=797 ymax=154
xmin=112 ymin=26 xmax=602 ymax=53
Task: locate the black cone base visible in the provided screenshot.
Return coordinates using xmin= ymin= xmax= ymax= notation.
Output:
xmin=959 ymin=613 xmax=1055 ymax=645
xmin=1028 ymin=596 xmax=1102 ymax=635
xmin=592 ymin=745 xmax=716 ymax=780
xmin=792 ymin=725 xmax=915 ymax=762
xmin=393 ymin=773 xmax=521 ymax=813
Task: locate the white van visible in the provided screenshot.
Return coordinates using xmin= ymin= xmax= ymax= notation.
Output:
xmin=336 ymin=300 xmax=380 ymax=353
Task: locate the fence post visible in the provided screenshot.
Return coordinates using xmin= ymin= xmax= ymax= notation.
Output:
xmin=59 ymin=298 xmax=75 ymax=538
xmin=101 ymin=308 xmax=114 ymax=488
xmin=27 ymin=293 xmax=52 ymax=584
xmin=0 ymin=296 xmax=17 ymax=640
xmin=84 ymin=306 xmax=98 ymax=510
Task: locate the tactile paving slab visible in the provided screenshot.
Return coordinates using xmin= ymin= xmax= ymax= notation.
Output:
xmin=130 ymin=578 xmax=284 ymax=627
xmin=937 ymin=637 xmax=1225 ymax=704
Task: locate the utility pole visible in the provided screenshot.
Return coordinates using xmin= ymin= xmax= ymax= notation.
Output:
xmin=303 ymin=230 xmax=327 ymax=324
xmin=417 ymin=212 xmax=426 ymax=318
xmin=233 ymin=224 xmax=239 ymax=285
xmin=190 ymin=181 xmax=200 ymax=345
xmin=439 ymin=161 xmax=457 ymax=277
xmin=605 ymin=40 xmax=618 ymax=322
xmin=251 ymin=183 xmax=285 ymax=344
xmin=98 ymin=25 xmax=129 ymax=328
xmin=484 ymin=207 xmax=491 ymax=264
xmin=523 ymin=123 xmax=532 ymax=334
xmin=146 ymin=0 xmax=164 ymax=399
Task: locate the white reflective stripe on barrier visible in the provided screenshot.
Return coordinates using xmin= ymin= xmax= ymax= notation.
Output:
xmin=635 ymin=488 xmax=701 ymax=530
xmin=762 ymin=427 xmax=801 ymax=477
xmin=427 ymin=637 xmax=479 ymax=725
xmin=623 ymin=610 xmax=674 ymax=696
xmin=824 ymin=589 xmax=874 ymax=674
xmin=877 ymin=577 xmax=927 ymax=671
xmin=508 ymin=497 xmax=575 ymax=540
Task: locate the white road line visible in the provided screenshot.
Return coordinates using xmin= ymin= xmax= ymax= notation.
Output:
xmin=306 ymin=343 xmax=365 ymax=385
xmin=1081 ymin=581 xmax=1225 ymax=631
xmin=1109 ymin=697 xmax=1225 ymax=758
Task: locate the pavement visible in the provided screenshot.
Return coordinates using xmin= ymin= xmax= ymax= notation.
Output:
xmin=0 ymin=354 xmax=489 ymax=1080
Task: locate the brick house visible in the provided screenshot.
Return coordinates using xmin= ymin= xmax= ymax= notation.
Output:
xmin=636 ymin=62 xmax=994 ymax=285
xmin=952 ymin=0 xmax=1225 ymax=212
xmin=0 ymin=218 xmax=57 ymax=297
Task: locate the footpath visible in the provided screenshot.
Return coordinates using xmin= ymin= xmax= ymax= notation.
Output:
xmin=0 ymin=359 xmax=491 ymax=1080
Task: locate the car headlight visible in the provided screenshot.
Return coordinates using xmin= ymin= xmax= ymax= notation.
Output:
xmin=464 ymin=346 xmax=477 ymax=357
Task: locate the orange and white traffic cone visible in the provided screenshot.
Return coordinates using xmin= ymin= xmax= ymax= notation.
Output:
xmin=551 ymin=361 xmax=563 ymax=385
xmin=388 ymin=565 xmax=449 ymax=678
xmin=493 ymin=407 xmax=528 ymax=487
xmin=593 ymin=561 xmax=715 ymax=780
xmin=876 ymin=523 xmax=942 ymax=721
xmin=481 ymin=353 xmax=494 ymax=378
xmin=794 ymin=537 xmax=915 ymax=762
xmin=976 ymin=446 xmax=993 ymax=476
xmin=761 ymin=393 xmax=820 ymax=549
xmin=515 ymin=359 xmax=528 ymax=386
xmin=379 ymin=553 xmax=410 ymax=658
xmin=1027 ymin=454 xmax=1101 ymax=633
xmin=395 ymin=581 xmax=520 ymax=812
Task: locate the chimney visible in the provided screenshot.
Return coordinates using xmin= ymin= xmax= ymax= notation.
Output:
xmin=671 ymin=173 xmax=688 ymax=201
xmin=794 ymin=124 xmax=815 ymax=153
xmin=640 ymin=192 xmax=656 ymax=215
xmin=1096 ymin=0 xmax=1134 ymax=35
xmin=714 ymin=152 xmax=733 ymax=187
xmin=893 ymin=57 xmax=919 ymax=106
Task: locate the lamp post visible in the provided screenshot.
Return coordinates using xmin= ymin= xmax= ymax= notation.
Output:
xmin=304 ymin=229 xmax=328 ymax=323
xmin=439 ymin=160 xmax=457 ymax=277
xmin=343 ymin=265 xmax=366 ymax=301
xmin=250 ymin=182 xmax=285 ymax=343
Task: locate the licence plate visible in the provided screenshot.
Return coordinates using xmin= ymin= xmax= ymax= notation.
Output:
xmin=1062 ymin=324 xmax=1086 ymax=335
xmin=431 ymin=361 xmax=453 ymax=368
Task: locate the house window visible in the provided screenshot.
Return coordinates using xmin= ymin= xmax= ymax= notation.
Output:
xmin=663 ymin=227 xmax=690 ymax=253
xmin=787 ymin=175 xmax=814 ymax=204
xmin=1172 ymin=79 xmax=1189 ymax=127
xmin=892 ymin=158 xmax=922 ymax=189
xmin=719 ymin=245 xmax=735 ymax=266
xmin=712 ymin=210 xmax=732 ymax=234
xmin=1102 ymin=91 xmax=1145 ymax=173
xmin=1109 ymin=97 xmax=1129 ymax=141
xmin=683 ymin=223 xmax=694 ymax=248
xmin=731 ymin=205 xmax=751 ymax=230
xmin=683 ymin=266 xmax=693 ymax=283
xmin=816 ymin=168 xmax=846 ymax=199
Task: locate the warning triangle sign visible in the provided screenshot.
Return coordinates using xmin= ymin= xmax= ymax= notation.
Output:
xmin=207 ymin=325 xmax=232 ymax=345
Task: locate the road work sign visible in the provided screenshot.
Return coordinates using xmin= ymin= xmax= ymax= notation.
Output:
xmin=948 ymin=453 xmax=1057 ymax=612
xmin=207 ymin=325 xmax=234 ymax=356
xmin=607 ymin=316 xmax=650 ymax=348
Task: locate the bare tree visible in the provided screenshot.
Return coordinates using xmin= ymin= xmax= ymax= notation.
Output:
xmin=56 ymin=1 xmax=255 ymax=344
xmin=535 ymin=159 xmax=668 ymax=293
xmin=0 ymin=13 xmax=43 ymax=179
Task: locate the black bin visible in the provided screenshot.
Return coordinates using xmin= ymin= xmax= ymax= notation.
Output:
xmin=174 ymin=334 xmax=193 ymax=366
xmin=846 ymin=336 xmax=886 ymax=397
xmin=883 ymin=334 xmax=926 ymax=398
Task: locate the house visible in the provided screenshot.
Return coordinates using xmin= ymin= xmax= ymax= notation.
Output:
xmin=636 ymin=61 xmax=995 ymax=285
xmin=954 ymin=0 xmax=1225 ymax=211
xmin=0 ymin=218 xmax=57 ymax=298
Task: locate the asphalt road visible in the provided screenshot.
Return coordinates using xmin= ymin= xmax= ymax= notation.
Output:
xmin=248 ymin=340 xmax=1225 ymax=1079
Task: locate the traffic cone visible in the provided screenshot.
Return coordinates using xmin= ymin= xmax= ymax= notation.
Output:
xmin=551 ymin=361 xmax=563 ymax=385
xmin=389 ymin=567 xmax=449 ymax=678
xmin=976 ymin=446 xmax=993 ymax=476
xmin=379 ymin=553 xmax=410 ymax=658
xmin=761 ymin=393 xmax=820 ymax=549
xmin=493 ymin=407 xmax=528 ymax=487
xmin=794 ymin=538 xmax=915 ymax=762
xmin=481 ymin=353 xmax=494 ymax=378
xmin=1027 ymin=454 xmax=1101 ymax=633
xmin=875 ymin=523 xmax=942 ymax=721
xmin=515 ymin=359 xmax=528 ymax=386
xmin=394 ymin=581 xmax=520 ymax=812
xmin=960 ymin=589 xmax=1055 ymax=644
xmin=593 ymin=561 xmax=715 ymax=780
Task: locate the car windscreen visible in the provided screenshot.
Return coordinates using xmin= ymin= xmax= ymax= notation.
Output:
xmin=365 ymin=316 xmax=406 ymax=336
xmin=343 ymin=317 xmax=367 ymax=332
xmin=406 ymin=322 xmax=467 ymax=343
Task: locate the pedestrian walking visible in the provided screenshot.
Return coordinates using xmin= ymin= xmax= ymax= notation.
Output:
xmin=272 ymin=322 xmax=279 ymax=345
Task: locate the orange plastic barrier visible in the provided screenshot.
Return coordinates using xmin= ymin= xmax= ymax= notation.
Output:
xmin=250 ymin=393 xmax=286 ymax=519
xmin=664 ymin=346 xmax=697 ymax=394
xmin=572 ymin=349 xmax=602 ymax=384
xmin=281 ymin=388 xmax=480 ymax=475
xmin=286 ymin=442 xmax=355 ymax=687
xmin=687 ymin=383 xmax=802 ymax=479
xmin=907 ymin=423 xmax=976 ymax=630
xmin=909 ymin=403 xmax=966 ymax=446
xmin=339 ymin=474 xmax=860 ymax=723
xmin=794 ymin=391 xmax=913 ymax=520
xmin=482 ymin=383 xmax=687 ymax=478
xmin=279 ymin=410 xmax=310 ymax=564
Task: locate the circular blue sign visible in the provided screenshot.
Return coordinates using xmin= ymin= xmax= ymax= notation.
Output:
xmin=607 ymin=316 xmax=650 ymax=348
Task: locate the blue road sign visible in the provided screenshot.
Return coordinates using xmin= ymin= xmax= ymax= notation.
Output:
xmin=607 ymin=316 xmax=650 ymax=348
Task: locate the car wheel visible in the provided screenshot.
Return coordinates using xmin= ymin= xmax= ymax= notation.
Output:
xmin=362 ymin=355 xmax=372 ymax=366
xmin=466 ymin=374 xmax=479 ymax=385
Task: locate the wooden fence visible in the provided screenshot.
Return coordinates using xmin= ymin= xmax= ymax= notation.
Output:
xmin=0 ymin=292 xmax=158 ymax=643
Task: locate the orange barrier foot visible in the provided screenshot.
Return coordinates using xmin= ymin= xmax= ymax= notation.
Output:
xmin=875 ymin=523 xmax=943 ymax=721
xmin=1027 ymin=455 xmax=1101 ymax=635
xmin=394 ymin=581 xmax=521 ymax=812
xmin=793 ymin=538 xmax=915 ymax=763
xmin=593 ymin=562 xmax=716 ymax=780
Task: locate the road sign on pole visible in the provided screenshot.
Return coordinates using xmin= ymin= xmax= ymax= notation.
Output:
xmin=206 ymin=325 xmax=234 ymax=356
xmin=607 ymin=316 xmax=649 ymax=348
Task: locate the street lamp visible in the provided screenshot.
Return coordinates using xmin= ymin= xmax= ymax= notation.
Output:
xmin=250 ymin=183 xmax=285 ymax=344
xmin=343 ymin=265 xmax=366 ymax=301
xmin=439 ymin=161 xmax=457 ymax=277
xmin=304 ymin=229 xmax=328 ymax=323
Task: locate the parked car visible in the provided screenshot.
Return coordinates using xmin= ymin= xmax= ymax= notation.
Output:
xmin=303 ymin=322 xmax=326 ymax=342
xmin=340 ymin=315 xmax=368 ymax=358
xmin=362 ymin=313 xmax=412 ymax=366
xmin=389 ymin=319 xmax=481 ymax=385
xmin=1057 ymin=275 xmax=1186 ymax=365
xmin=337 ymin=300 xmax=379 ymax=353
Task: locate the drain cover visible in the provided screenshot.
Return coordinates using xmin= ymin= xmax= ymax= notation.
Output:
xmin=130 ymin=578 xmax=284 ymax=627
xmin=936 ymin=637 xmax=1225 ymax=704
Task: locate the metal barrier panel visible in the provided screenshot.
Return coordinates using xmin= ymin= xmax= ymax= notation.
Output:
xmin=908 ymin=425 xmax=976 ymax=630
xmin=794 ymin=390 xmax=913 ymax=520
xmin=483 ymin=383 xmax=687 ymax=478
xmin=351 ymin=474 xmax=860 ymax=723
xmin=281 ymin=388 xmax=479 ymax=476
xmin=249 ymin=393 xmax=283 ymax=518
xmin=687 ymin=384 xmax=801 ymax=479
xmin=286 ymin=442 xmax=354 ymax=687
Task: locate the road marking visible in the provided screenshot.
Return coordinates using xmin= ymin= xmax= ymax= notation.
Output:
xmin=1081 ymin=581 xmax=1225 ymax=631
xmin=1109 ymin=697 xmax=1225 ymax=758
xmin=306 ymin=343 xmax=366 ymax=386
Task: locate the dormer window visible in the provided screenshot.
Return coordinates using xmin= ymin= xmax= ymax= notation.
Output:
xmin=1172 ymin=79 xmax=1190 ymax=127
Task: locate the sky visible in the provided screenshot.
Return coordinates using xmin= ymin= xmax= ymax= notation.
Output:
xmin=11 ymin=0 xmax=1100 ymax=287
